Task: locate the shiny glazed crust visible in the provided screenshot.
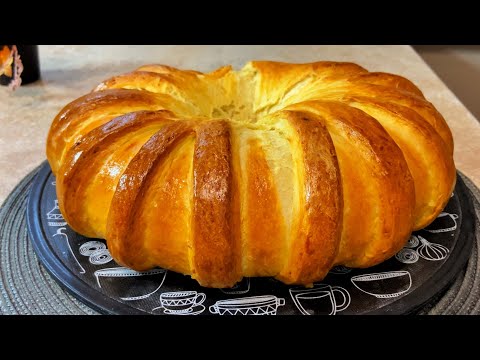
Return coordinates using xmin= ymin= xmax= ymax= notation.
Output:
xmin=46 ymin=61 xmax=456 ymax=287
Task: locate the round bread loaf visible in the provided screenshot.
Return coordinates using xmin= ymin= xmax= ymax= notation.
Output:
xmin=46 ymin=61 xmax=456 ymax=287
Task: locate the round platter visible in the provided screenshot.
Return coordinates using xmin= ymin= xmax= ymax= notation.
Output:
xmin=26 ymin=161 xmax=476 ymax=315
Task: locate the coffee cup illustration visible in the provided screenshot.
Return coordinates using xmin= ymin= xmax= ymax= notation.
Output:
xmin=424 ymin=212 xmax=458 ymax=233
xmin=351 ymin=271 xmax=412 ymax=298
xmin=289 ymin=284 xmax=350 ymax=315
xmin=209 ymin=295 xmax=285 ymax=315
xmin=154 ymin=291 xmax=206 ymax=315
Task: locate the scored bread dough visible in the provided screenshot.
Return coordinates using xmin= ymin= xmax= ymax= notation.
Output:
xmin=46 ymin=61 xmax=455 ymax=287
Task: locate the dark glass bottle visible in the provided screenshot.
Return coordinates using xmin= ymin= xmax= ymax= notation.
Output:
xmin=0 ymin=45 xmax=40 ymax=87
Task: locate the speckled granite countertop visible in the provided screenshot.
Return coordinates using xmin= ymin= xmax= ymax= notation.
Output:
xmin=1 ymin=45 xmax=479 ymax=204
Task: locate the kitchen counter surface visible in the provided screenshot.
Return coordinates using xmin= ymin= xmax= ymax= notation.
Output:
xmin=1 ymin=45 xmax=479 ymax=205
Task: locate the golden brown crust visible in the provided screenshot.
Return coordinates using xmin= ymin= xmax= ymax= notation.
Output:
xmin=334 ymin=81 xmax=454 ymax=155
xmin=275 ymin=110 xmax=343 ymax=284
xmin=192 ymin=120 xmax=241 ymax=287
xmin=248 ymin=61 xmax=368 ymax=114
xmin=243 ymin=137 xmax=287 ymax=277
xmin=56 ymin=111 xmax=173 ymax=237
xmin=286 ymin=101 xmax=415 ymax=267
xmin=106 ymin=121 xmax=194 ymax=269
xmin=47 ymin=89 xmax=183 ymax=173
xmin=345 ymin=97 xmax=456 ymax=229
xmin=126 ymin=133 xmax=195 ymax=275
xmin=46 ymin=60 xmax=455 ymax=287
xmin=351 ymin=72 xmax=425 ymax=97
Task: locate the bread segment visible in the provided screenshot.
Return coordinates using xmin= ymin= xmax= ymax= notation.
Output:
xmin=192 ymin=120 xmax=241 ymax=287
xmin=130 ymin=134 xmax=195 ymax=275
xmin=242 ymin=136 xmax=287 ymax=277
xmin=346 ymin=98 xmax=456 ymax=229
xmin=247 ymin=61 xmax=367 ymax=116
xmin=56 ymin=111 xmax=172 ymax=238
xmin=272 ymin=110 xmax=343 ymax=284
xmin=47 ymin=89 xmax=195 ymax=173
xmin=106 ymin=121 xmax=194 ymax=270
xmin=286 ymin=101 xmax=415 ymax=267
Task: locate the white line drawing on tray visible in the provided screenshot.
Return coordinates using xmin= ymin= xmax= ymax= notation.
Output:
xmin=153 ymin=291 xmax=206 ymax=315
xmin=289 ymin=284 xmax=350 ymax=315
xmin=221 ymin=277 xmax=250 ymax=295
xmin=395 ymin=248 xmax=419 ymax=264
xmin=89 ymin=248 xmax=113 ymax=265
xmin=424 ymin=212 xmax=458 ymax=233
xmin=51 ymin=180 xmax=56 ymax=186
xmin=209 ymin=295 xmax=285 ymax=315
xmin=405 ymin=235 xmax=420 ymax=248
xmin=53 ymin=227 xmax=85 ymax=274
xmin=46 ymin=200 xmax=67 ymax=227
xmin=79 ymin=241 xmax=106 ymax=256
xmin=79 ymin=241 xmax=112 ymax=265
xmin=329 ymin=265 xmax=352 ymax=275
xmin=416 ymin=235 xmax=449 ymax=261
xmin=94 ymin=267 xmax=167 ymax=301
xmin=351 ymin=271 xmax=412 ymax=299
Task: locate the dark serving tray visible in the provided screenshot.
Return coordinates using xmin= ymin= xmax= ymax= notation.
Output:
xmin=27 ymin=161 xmax=475 ymax=315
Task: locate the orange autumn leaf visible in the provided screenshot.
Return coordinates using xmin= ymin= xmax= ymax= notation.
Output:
xmin=0 ymin=45 xmax=14 ymax=78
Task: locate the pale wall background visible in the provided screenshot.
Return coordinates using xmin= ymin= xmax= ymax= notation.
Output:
xmin=415 ymin=45 xmax=480 ymax=123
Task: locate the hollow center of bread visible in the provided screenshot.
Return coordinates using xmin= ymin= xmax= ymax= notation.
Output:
xmin=140 ymin=65 xmax=298 ymax=125
xmin=205 ymin=68 xmax=258 ymax=123
xmin=180 ymin=67 xmax=323 ymax=126
xmin=211 ymin=103 xmax=248 ymax=121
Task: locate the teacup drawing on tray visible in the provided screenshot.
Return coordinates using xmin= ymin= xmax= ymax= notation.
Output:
xmin=351 ymin=271 xmax=412 ymax=299
xmin=153 ymin=291 xmax=206 ymax=315
xmin=210 ymin=295 xmax=285 ymax=315
xmin=289 ymin=284 xmax=350 ymax=315
xmin=94 ymin=267 xmax=167 ymax=301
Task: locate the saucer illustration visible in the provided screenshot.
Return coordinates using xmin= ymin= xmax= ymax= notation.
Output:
xmin=152 ymin=291 xmax=206 ymax=315
xmin=155 ymin=304 xmax=206 ymax=315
